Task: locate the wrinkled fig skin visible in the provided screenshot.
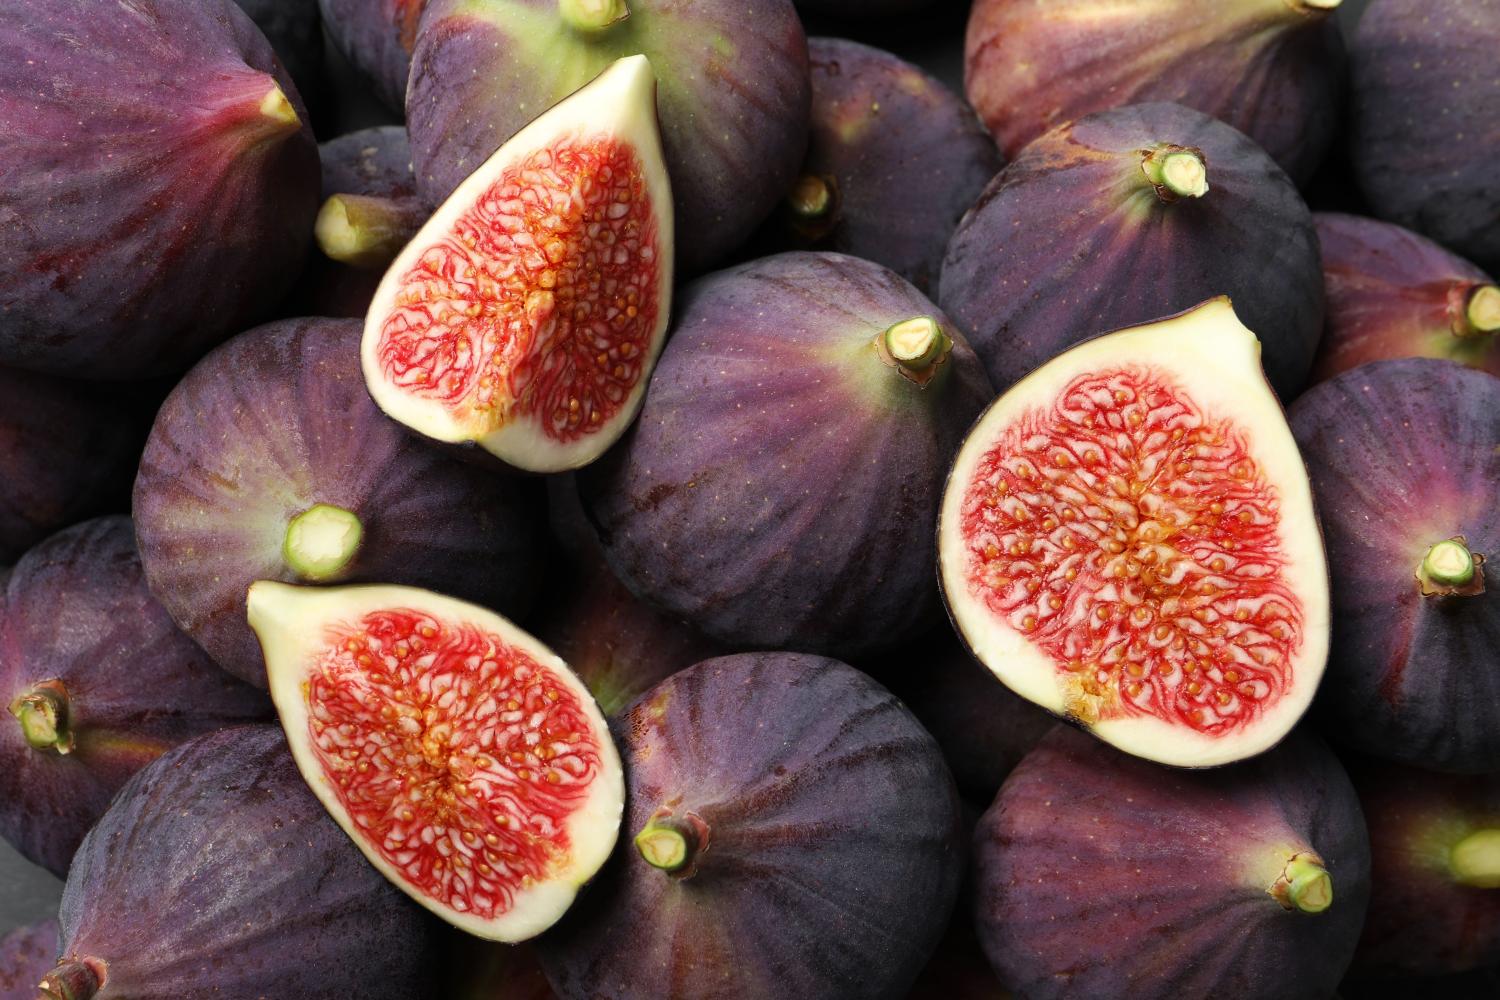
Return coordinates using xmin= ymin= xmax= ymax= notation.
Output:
xmin=0 ymin=0 xmax=320 ymax=379
xmin=976 ymin=727 xmax=1371 ymax=1000
xmin=0 ymin=518 xmax=270 ymax=876
xmin=55 ymin=725 xmax=438 ymax=999
xmin=320 ymin=0 xmax=426 ymax=113
xmin=940 ymin=102 xmax=1325 ymax=400
xmin=0 ymin=919 xmax=59 ymax=1000
xmin=234 ymin=0 xmax=326 ymax=127
xmin=1351 ymin=0 xmax=1500 ymax=272
xmin=580 ymin=252 xmax=993 ymax=659
xmin=964 ymin=0 xmax=1345 ymax=186
xmin=407 ymin=0 xmax=811 ymax=274
xmin=536 ymin=653 xmax=964 ymax=1000
xmin=133 ymin=318 xmax=545 ymax=687
xmin=1289 ymin=359 xmax=1500 ymax=772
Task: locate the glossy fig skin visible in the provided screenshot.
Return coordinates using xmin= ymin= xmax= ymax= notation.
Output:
xmin=320 ymin=0 xmax=425 ymax=113
xmin=580 ymin=252 xmax=993 ymax=659
xmin=536 ymin=653 xmax=964 ymax=1000
xmin=964 ymin=0 xmax=1345 ymax=186
xmin=939 ymin=102 xmax=1324 ymax=400
xmin=133 ymin=318 xmax=545 ymax=687
xmin=0 ymin=919 xmax=59 ymax=1000
xmin=54 ymin=725 xmax=439 ymax=999
xmin=0 ymin=518 xmax=270 ymax=877
xmin=0 ymin=0 xmax=320 ymax=379
xmin=1351 ymin=0 xmax=1500 ymax=273
xmin=976 ymin=727 xmax=1371 ymax=1000
xmin=1289 ymin=360 xmax=1500 ymax=773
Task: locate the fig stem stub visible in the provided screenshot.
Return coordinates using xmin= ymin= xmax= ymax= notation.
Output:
xmin=877 ymin=316 xmax=953 ymax=385
xmin=1417 ymin=537 xmax=1486 ymax=597
xmin=1450 ymin=829 xmax=1500 ymax=888
xmin=7 ymin=680 xmax=74 ymax=754
xmin=283 ymin=504 xmax=364 ymax=583
xmin=559 ymin=0 xmax=629 ymax=31
xmin=1270 ymin=853 xmax=1334 ymax=914
xmin=1141 ymin=146 xmax=1209 ymax=201
xmin=37 ymin=959 xmax=101 ymax=1000
xmin=788 ymin=175 xmax=836 ymax=223
xmin=1295 ymin=0 xmax=1343 ymax=11
xmin=1464 ymin=286 xmax=1500 ymax=336
xmin=315 ymin=195 xmax=409 ymax=269
xmin=634 ymin=811 xmax=709 ymax=876
xmin=258 ymin=83 xmax=299 ymax=130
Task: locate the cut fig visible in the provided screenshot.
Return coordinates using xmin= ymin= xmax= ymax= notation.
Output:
xmin=1 ymin=919 xmax=58 ymax=1000
xmin=247 ymin=581 xmax=624 ymax=941
xmin=938 ymin=298 xmax=1329 ymax=768
xmin=364 ymin=55 xmax=672 ymax=472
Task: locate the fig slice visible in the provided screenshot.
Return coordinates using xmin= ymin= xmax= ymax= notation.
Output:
xmin=363 ymin=54 xmax=673 ymax=472
xmin=938 ymin=298 xmax=1330 ymax=767
xmin=247 ymin=581 xmax=624 ymax=941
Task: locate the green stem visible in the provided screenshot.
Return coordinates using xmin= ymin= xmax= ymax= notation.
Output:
xmin=1292 ymin=0 xmax=1342 ymax=11
xmin=876 ymin=316 xmax=953 ymax=385
xmin=38 ymin=959 xmax=101 ymax=1000
xmin=1463 ymin=285 xmax=1500 ymax=336
xmin=1269 ymin=852 xmax=1333 ymax=914
xmin=315 ymin=195 xmax=420 ymax=269
xmin=283 ymin=504 xmax=364 ymax=583
xmin=1417 ymin=537 xmax=1486 ymax=597
xmin=558 ymin=0 xmax=629 ymax=31
xmin=7 ymin=680 xmax=74 ymax=754
xmin=258 ymin=82 xmax=299 ymax=129
xmin=1141 ymin=146 xmax=1209 ymax=201
xmin=789 ymin=175 xmax=835 ymax=223
xmin=634 ymin=811 xmax=709 ymax=876
xmin=1450 ymin=829 xmax=1500 ymax=888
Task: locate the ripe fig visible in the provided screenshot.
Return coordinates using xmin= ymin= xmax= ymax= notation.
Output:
xmin=247 ymin=582 xmax=624 ymax=941
xmin=939 ymin=299 xmax=1330 ymax=768
xmin=1289 ymin=358 xmax=1500 ymax=772
xmin=319 ymin=0 xmax=426 ymax=113
xmin=365 ymin=56 xmax=673 ymax=472
xmin=1 ymin=919 xmax=58 ymax=1000
xmin=134 ymin=317 xmax=545 ymax=687
xmin=940 ymin=102 xmax=1325 ymax=400
xmin=534 ymin=653 xmax=964 ymax=1000
xmin=234 ymin=0 xmax=326 ymax=130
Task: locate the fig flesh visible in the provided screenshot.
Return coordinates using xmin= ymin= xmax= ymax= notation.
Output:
xmin=0 ymin=919 xmax=58 ymax=1000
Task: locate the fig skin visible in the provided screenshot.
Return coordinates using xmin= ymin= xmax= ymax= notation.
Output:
xmin=939 ymin=102 xmax=1325 ymax=400
xmin=579 ymin=252 xmax=993 ymax=660
xmin=0 ymin=919 xmax=59 ymax=1000
xmin=964 ymin=0 xmax=1346 ymax=187
xmin=0 ymin=0 xmax=320 ymax=379
xmin=406 ymin=0 xmax=811 ymax=274
xmin=535 ymin=652 xmax=965 ymax=1000
xmin=975 ymin=726 xmax=1371 ymax=1000
xmin=1350 ymin=0 xmax=1500 ymax=273
xmin=133 ymin=317 xmax=545 ymax=688
xmin=1289 ymin=359 xmax=1500 ymax=773
xmin=319 ymin=0 xmax=426 ymax=113
xmin=50 ymin=724 xmax=439 ymax=999
xmin=0 ymin=518 xmax=270 ymax=877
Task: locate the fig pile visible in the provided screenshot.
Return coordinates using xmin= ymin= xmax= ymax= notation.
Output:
xmin=3 ymin=1 xmax=1499 ymax=998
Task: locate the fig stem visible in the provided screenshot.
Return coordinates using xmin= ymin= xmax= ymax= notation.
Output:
xmin=1141 ymin=146 xmax=1209 ymax=201
xmin=1283 ymin=855 xmax=1334 ymax=914
xmin=1450 ymin=829 xmax=1500 ymax=888
xmin=37 ymin=960 xmax=101 ymax=1000
xmin=1464 ymin=285 xmax=1500 ymax=336
xmin=283 ymin=504 xmax=364 ymax=583
xmin=316 ymin=195 xmax=411 ymax=269
xmin=787 ymin=175 xmax=835 ymax=223
xmin=559 ymin=0 xmax=629 ymax=31
xmin=876 ymin=317 xmax=953 ymax=386
xmin=258 ymin=83 xmax=299 ymax=130
xmin=1421 ymin=538 xmax=1477 ymax=588
xmin=7 ymin=680 xmax=74 ymax=754
xmin=634 ymin=811 xmax=709 ymax=875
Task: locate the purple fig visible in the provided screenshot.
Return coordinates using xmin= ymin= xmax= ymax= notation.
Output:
xmin=234 ymin=0 xmax=327 ymax=129
xmin=319 ymin=0 xmax=427 ymax=113
xmin=1 ymin=919 xmax=58 ymax=1000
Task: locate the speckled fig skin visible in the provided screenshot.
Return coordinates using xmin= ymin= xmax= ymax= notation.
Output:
xmin=234 ymin=0 xmax=326 ymax=129
xmin=320 ymin=0 xmax=426 ymax=112
xmin=0 ymin=919 xmax=59 ymax=1000
xmin=407 ymin=0 xmax=810 ymax=274
xmin=1351 ymin=0 xmax=1500 ymax=272
xmin=964 ymin=0 xmax=1345 ymax=187
xmin=0 ymin=0 xmax=320 ymax=379
xmin=50 ymin=725 xmax=438 ymax=999
xmin=535 ymin=653 xmax=964 ymax=1000
xmin=1289 ymin=359 xmax=1500 ymax=772
xmin=579 ymin=252 xmax=993 ymax=659
xmin=133 ymin=318 xmax=545 ymax=687
xmin=939 ymin=102 xmax=1324 ymax=400
xmin=976 ymin=726 xmax=1371 ymax=1000
xmin=0 ymin=518 xmax=270 ymax=877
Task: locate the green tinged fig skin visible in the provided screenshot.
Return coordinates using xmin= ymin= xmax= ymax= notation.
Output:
xmin=1289 ymin=359 xmax=1500 ymax=772
xmin=964 ymin=0 xmax=1346 ymax=186
xmin=0 ymin=518 xmax=270 ymax=877
xmin=50 ymin=725 xmax=438 ymax=1000
xmin=320 ymin=0 xmax=427 ymax=113
xmin=939 ymin=102 xmax=1325 ymax=399
xmin=0 ymin=919 xmax=59 ymax=1000
xmin=535 ymin=653 xmax=964 ymax=1000
xmin=975 ymin=727 xmax=1371 ymax=1000
xmin=0 ymin=0 xmax=320 ymax=379
xmin=579 ymin=252 xmax=993 ymax=658
xmin=132 ymin=318 xmax=544 ymax=688
xmin=406 ymin=0 xmax=811 ymax=274
xmin=1351 ymin=0 xmax=1500 ymax=273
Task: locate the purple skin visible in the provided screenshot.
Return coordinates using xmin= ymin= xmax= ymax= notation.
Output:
xmin=1351 ymin=0 xmax=1500 ymax=273
xmin=535 ymin=653 xmax=964 ymax=1000
xmin=939 ymin=102 xmax=1325 ymax=400
xmin=132 ymin=318 xmax=545 ymax=688
xmin=1289 ymin=359 xmax=1500 ymax=773
xmin=1 ymin=919 xmax=59 ymax=1000
xmin=319 ymin=0 xmax=425 ymax=113
xmin=579 ymin=252 xmax=993 ymax=659
xmin=407 ymin=0 xmax=811 ymax=275
xmin=975 ymin=726 xmax=1371 ymax=1000
xmin=0 ymin=0 xmax=320 ymax=379
xmin=0 ymin=518 xmax=270 ymax=877
xmin=47 ymin=725 xmax=437 ymax=999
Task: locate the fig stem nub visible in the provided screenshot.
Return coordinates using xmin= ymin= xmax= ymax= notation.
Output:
xmin=634 ymin=811 xmax=708 ymax=875
xmin=1282 ymin=855 xmax=1334 ymax=914
xmin=283 ymin=504 xmax=364 ymax=582
xmin=788 ymin=175 xmax=835 ymax=222
xmin=1450 ymin=829 xmax=1500 ymax=888
xmin=8 ymin=680 xmax=74 ymax=754
xmin=37 ymin=959 xmax=101 ymax=1000
xmin=1464 ymin=285 xmax=1500 ymax=336
xmin=1142 ymin=146 xmax=1209 ymax=201
xmin=878 ymin=317 xmax=953 ymax=385
xmin=316 ymin=195 xmax=407 ymax=269
xmin=258 ymin=83 xmax=299 ymax=130
xmin=1422 ymin=538 xmax=1477 ymax=588
xmin=1295 ymin=0 xmax=1343 ymax=11
xmin=559 ymin=0 xmax=630 ymax=31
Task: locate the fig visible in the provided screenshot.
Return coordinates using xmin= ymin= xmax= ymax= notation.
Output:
xmin=133 ymin=317 xmax=545 ymax=688
xmin=319 ymin=0 xmax=426 ymax=113
xmin=234 ymin=0 xmax=326 ymax=130
xmin=365 ymin=55 xmax=673 ymax=472
xmin=938 ymin=299 xmax=1330 ymax=768
xmin=580 ymin=251 xmax=993 ymax=659
xmin=40 ymin=724 xmax=438 ymax=1000
xmin=964 ymin=0 xmax=1346 ymax=186
xmin=534 ymin=652 xmax=964 ymax=1000
xmin=939 ymin=102 xmax=1326 ymax=400
xmin=1312 ymin=213 xmax=1500 ymax=382
xmin=975 ymin=726 xmax=1371 ymax=1000
xmin=247 ymin=581 xmax=624 ymax=941
xmin=0 ymin=0 xmax=320 ymax=379
xmin=1 ymin=518 xmax=270 ymax=877
xmin=1 ymin=919 xmax=58 ymax=1000
xmin=406 ymin=0 xmax=809 ymax=274
xmin=1350 ymin=0 xmax=1500 ymax=272
xmin=1289 ymin=358 xmax=1500 ymax=773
